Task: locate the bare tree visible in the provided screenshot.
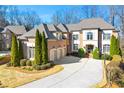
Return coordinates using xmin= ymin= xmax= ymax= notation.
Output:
xmin=116 ymin=6 xmax=124 ymax=32
xmin=51 ymin=10 xmax=62 ymax=25
xmin=21 ymin=10 xmax=41 ymax=31
xmin=108 ymin=6 xmax=117 ymax=26
xmin=51 ymin=8 xmax=81 ymax=24
xmin=82 ymin=5 xmax=99 ymax=18
xmin=6 ymin=6 xmax=42 ymax=30
xmin=0 ymin=6 xmax=9 ymax=27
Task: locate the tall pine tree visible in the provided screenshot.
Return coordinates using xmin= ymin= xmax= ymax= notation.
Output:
xmin=11 ymin=33 xmax=19 ymax=66
xmin=34 ymin=29 xmax=42 ymax=65
xmin=18 ymin=39 xmax=24 ymax=60
xmin=42 ymin=32 xmax=48 ymax=64
xmin=110 ymin=35 xmax=116 ymax=56
xmin=110 ymin=35 xmax=121 ymax=56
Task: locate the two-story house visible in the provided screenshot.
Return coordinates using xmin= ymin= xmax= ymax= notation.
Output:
xmin=2 ymin=18 xmax=118 ymax=61
xmin=67 ymin=18 xmax=118 ymax=54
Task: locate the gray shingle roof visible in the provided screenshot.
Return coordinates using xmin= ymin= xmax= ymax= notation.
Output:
xmin=2 ymin=26 xmax=27 ymax=35
xmin=21 ymin=24 xmax=56 ymax=39
xmin=79 ymin=18 xmax=115 ymax=29
xmin=66 ymin=18 xmax=115 ymax=31
xmin=57 ymin=24 xmax=69 ymax=32
xmin=47 ymin=24 xmax=57 ymax=32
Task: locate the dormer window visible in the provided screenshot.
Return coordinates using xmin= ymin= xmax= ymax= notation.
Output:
xmin=56 ymin=33 xmax=62 ymax=40
xmin=87 ymin=32 xmax=93 ymax=40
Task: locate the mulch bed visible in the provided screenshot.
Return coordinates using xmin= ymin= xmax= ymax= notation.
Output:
xmin=0 ymin=56 xmax=10 ymax=65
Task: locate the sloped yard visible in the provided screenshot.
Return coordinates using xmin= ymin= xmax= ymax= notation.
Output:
xmin=0 ymin=64 xmax=63 ymax=88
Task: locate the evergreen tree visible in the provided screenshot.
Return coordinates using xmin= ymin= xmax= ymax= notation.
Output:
xmin=110 ymin=35 xmax=121 ymax=56
xmin=11 ymin=33 xmax=19 ymax=66
xmin=93 ymin=47 xmax=100 ymax=59
xmin=18 ymin=39 xmax=23 ymax=60
xmin=110 ymin=35 xmax=116 ymax=56
xmin=42 ymin=32 xmax=48 ymax=64
xmin=34 ymin=29 xmax=42 ymax=65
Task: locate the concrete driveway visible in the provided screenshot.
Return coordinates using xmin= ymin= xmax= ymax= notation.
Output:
xmin=18 ymin=56 xmax=103 ymax=88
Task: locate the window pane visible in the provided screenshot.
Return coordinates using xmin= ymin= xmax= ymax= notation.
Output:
xmin=73 ymin=44 xmax=78 ymax=50
xmin=103 ymin=45 xmax=110 ymax=52
xmin=103 ymin=33 xmax=110 ymax=40
xmin=73 ymin=34 xmax=78 ymax=40
xmin=87 ymin=32 xmax=93 ymax=40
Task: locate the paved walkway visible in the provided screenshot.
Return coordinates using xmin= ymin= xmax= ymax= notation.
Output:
xmin=18 ymin=56 xmax=103 ymax=88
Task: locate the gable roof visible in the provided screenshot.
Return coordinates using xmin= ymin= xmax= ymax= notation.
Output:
xmin=66 ymin=18 xmax=115 ymax=31
xmin=2 ymin=26 xmax=27 ymax=35
xmin=57 ymin=24 xmax=69 ymax=32
xmin=21 ymin=24 xmax=56 ymax=39
xmin=79 ymin=18 xmax=115 ymax=30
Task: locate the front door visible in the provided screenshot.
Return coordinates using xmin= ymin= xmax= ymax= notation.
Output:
xmin=86 ymin=45 xmax=94 ymax=53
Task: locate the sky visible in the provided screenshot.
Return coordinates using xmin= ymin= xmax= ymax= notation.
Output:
xmin=17 ymin=5 xmax=82 ymax=22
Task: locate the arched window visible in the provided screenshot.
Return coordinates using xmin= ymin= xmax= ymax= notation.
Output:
xmin=87 ymin=32 xmax=93 ymax=40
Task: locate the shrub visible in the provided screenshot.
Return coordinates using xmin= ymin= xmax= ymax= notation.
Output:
xmin=112 ymin=55 xmax=122 ymax=63
xmin=20 ymin=59 xmax=27 ymax=66
xmin=106 ymin=62 xmax=123 ymax=85
xmin=40 ymin=65 xmax=47 ymax=70
xmin=33 ymin=65 xmax=41 ymax=70
xmin=101 ymin=54 xmax=112 ymax=60
xmin=93 ymin=47 xmax=100 ymax=59
xmin=45 ymin=63 xmax=51 ymax=68
xmin=6 ymin=62 xmax=11 ymax=67
xmin=26 ymin=60 xmax=32 ymax=66
xmin=49 ymin=61 xmax=54 ymax=66
xmin=78 ymin=48 xmax=85 ymax=58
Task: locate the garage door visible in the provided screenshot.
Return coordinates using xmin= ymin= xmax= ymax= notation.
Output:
xmin=50 ymin=49 xmax=57 ymax=61
xmin=57 ymin=48 xmax=63 ymax=59
xmin=62 ymin=47 xmax=66 ymax=57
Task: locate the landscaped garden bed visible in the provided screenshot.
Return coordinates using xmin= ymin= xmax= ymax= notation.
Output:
xmin=0 ymin=55 xmax=10 ymax=65
xmin=0 ymin=64 xmax=63 ymax=88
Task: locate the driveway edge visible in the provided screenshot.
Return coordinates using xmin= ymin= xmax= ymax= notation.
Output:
xmin=90 ymin=60 xmax=107 ymax=88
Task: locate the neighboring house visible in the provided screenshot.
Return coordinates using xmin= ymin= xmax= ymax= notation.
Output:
xmin=12 ymin=18 xmax=119 ymax=61
xmin=0 ymin=27 xmax=4 ymax=50
xmin=0 ymin=26 xmax=27 ymax=50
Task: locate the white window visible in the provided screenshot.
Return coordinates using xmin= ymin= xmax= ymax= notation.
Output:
xmin=72 ymin=34 xmax=78 ymax=40
xmin=73 ymin=44 xmax=78 ymax=50
xmin=103 ymin=33 xmax=110 ymax=40
xmin=87 ymin=32 xmax=93 ymax=40
xmin=103 ymin=44 xmax=110 ymax=53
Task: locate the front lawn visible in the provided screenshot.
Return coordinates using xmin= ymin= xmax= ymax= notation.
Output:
xmin=0 ymin=64 xmax=63 ymax=88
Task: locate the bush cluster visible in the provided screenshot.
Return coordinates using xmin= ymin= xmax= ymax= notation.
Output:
xmin=20 ymin=59 xmax=27 ymax=66
xmin=93 ymin=48 xmax=100 ymax=59
xmin=26 ymin=60 xmax=32 ymax=66
xmin=112 ymin=55 xmax=122 ymax=63
xmin=33 ymin=63 xmax=52 ymax=70
xmin=101 ymin=54 xmax=112 ymax=60
xmin=20 ymin=59 xmax=33 ymax=66
xmin=78 ymin=48 xmax=85 ymax=58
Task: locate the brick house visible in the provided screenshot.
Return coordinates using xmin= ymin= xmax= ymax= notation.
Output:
xmin=1 ymin=18 xmax=119 ymax=61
